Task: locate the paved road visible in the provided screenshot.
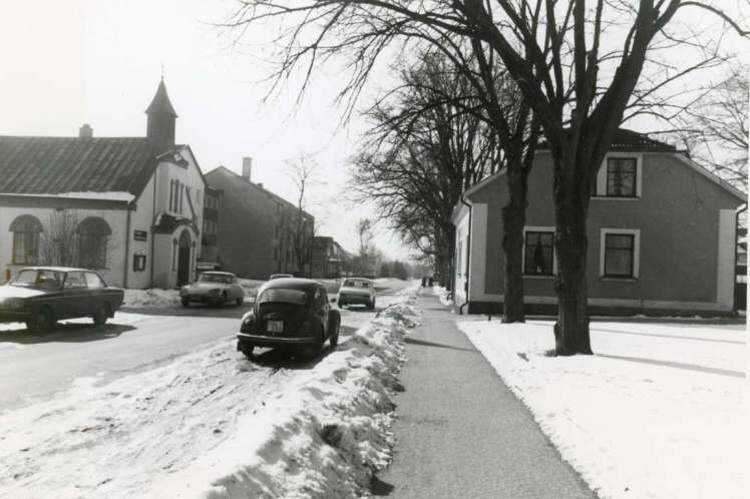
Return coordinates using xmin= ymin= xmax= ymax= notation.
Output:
xmin=376 ymin=294 xmax=598 ymax=498
xmin=0 ymin=279 xmax=409 ymax=411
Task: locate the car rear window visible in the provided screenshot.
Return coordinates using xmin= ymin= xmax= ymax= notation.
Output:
xmin=258 ymin=288 xmax=308 ymax=305
xmin=343 ymin=280 xmax=370 ymax=288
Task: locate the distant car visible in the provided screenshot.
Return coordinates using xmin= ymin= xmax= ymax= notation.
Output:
xmin=237 ymin=278 xmax=340 ymax=358
xmin=0 ymin=267 xmax=124 ymax=331
xmin=337 ymin=277 xmax=376 ymax=309
xmin=269 ymin=273 xmax=294 ymax=280
xmin=180 ymin=271 xmax=245 ymax=307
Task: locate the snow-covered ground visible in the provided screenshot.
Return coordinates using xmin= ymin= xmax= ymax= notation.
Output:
xmin=457 ymin=317 xmax=748 ymax=499
xmin=0 ymin=289 xmax=421 ymax=498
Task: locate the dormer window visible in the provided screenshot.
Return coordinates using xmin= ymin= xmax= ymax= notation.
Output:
xmin=606 ymin=157 xmax=637 ymax=197
xmin=593 ymin=153 xmax=641 ymax=198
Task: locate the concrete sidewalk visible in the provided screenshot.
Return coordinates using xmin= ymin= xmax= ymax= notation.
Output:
xmin=374 ymin=294 xmax=597 ymax=498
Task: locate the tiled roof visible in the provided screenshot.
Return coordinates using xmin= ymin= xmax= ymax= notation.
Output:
xmin=0 ymin=136 xmax=160 ymax=197
xmin=606 ymin=128 xmax=676 ymax=152
xmin=539 ymin=128 xmax=677 ymax=152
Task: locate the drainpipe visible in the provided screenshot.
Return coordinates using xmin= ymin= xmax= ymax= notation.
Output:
xmin=733 ymin=203 xmax=747 ymax=313
xmin=458 ymin=195 xmax=472 ymax=315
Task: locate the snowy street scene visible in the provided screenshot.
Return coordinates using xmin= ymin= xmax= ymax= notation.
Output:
xmin=0 ymin=1 xmax=748 ymax=499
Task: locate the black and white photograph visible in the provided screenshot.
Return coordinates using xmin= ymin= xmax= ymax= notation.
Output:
xmin=0 ymin=1 xmax=747 ymax=498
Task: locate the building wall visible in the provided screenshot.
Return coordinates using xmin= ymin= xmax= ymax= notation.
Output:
xmin=0 ymin=202 xmax=128 ymax=287
xmin=127 ymin=176 xmax=156 ymax=289
xmin=463 ymin=150 xmax=744 ymax=314
xmin=206 ymin=167 xmax=315 ymax=280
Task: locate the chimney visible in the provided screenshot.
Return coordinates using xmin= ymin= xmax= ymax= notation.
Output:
xmin=242 ymin=157 xmax=253 ymax=181
xmin=79 ymin=124 xmax=93 ymax=139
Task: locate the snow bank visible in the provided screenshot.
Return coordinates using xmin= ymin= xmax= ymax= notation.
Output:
xmin=122 ymin=288 xmax=181 ymax=308
xmin=148 ymin=291 xmax=421 ymax=498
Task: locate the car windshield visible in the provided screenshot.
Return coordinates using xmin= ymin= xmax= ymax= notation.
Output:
xmin=198 ymin=273 xmax=232 ymax=284
xmin=343 ymin=280 xmax=370 ymax=288
xmin=258 ymin=288 xmax=309 ymax=306
xmin=10 ymin=269 xmax=64 ymax=290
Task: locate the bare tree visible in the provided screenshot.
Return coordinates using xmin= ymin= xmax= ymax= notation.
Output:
xmin=672 ymin=64 xmax=748 ymax=187
xmin=353 ymin=50 xmax=502 ymax=293
xmin=38 ymin=211 xmax=79 ymax=267
xmin=285 ymin=154 xmax=319 ymax=276
xmin=224 ymin=0 xmax=747 ymax=355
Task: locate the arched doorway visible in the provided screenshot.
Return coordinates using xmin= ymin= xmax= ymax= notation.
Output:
xmin=177 ymin=230 xmax=191 ymax=286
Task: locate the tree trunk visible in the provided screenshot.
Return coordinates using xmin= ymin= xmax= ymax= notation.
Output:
xmin=553 ymin=184 xmax=593 ymax=356
xmin=501 ymin=164 xmax=527 ymax=323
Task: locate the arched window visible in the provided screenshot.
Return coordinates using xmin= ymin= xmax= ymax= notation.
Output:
xmin=10 ymin=215 xmax=42 ymax=265
xmin=77 ymin=217 xmax=111 ymax=269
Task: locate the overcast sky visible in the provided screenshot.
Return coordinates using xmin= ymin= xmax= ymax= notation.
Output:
xmin=0 ymin=0 xmax=410 ymax=259
xmin=0 ymin=1 xmax=746 ymax=261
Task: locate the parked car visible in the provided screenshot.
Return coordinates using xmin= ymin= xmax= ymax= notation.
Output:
xmin=237 ymin=278 xmax=340 ymax=358
xmin=337 ymin=277 xmax=376 ymax=309
xmin=269 ymin=273 xmax=294 ymax=280
xmin=180 ymin=271 xmax=245 ymax=307
xmin=0 ymin=267 xmax=124 ymax=331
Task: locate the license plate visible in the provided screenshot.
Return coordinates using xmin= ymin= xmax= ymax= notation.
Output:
xmin=267 ymin=320 xmax=284 ymax=333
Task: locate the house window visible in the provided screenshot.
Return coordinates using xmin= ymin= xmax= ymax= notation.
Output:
xmin=10 ymin=215 xmax=42 ymax=265
xmin=606 ymin=157 xmax=637 ymax=197
xmin=169 ymin=180 xmax=175 ymax=212
xmin=601 ymin=229 xmax=640 ymax=278
xmin=523 ymin=229 xmax=555 ymax=276
xmin=77 ymin=217 xmax=111 ymax=269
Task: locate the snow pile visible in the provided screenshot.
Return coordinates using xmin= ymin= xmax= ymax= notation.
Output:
xmin=458 ymin=319 xmax=748 ymax=499
xmin=431 ymin=285 xmax=453 ymax=306
xmin=122 ymin=288 xmax=181 ymax=308
xmin=147 ymin=293 xmax=421 ymax=498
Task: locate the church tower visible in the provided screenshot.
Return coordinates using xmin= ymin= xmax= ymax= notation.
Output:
xmin=145 ymin=78 xmax=178 ymax=153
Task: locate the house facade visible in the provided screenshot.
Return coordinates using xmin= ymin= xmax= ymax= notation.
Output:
xmin=204 ymin=160 xmax=315 ymax=279
xmin=453 ymin=129 xmax=746 ymax=316
xmin=0 ymin=80 xmax=208 ymax=289
xmin=311 ymin=236 xmax=351 ymax=278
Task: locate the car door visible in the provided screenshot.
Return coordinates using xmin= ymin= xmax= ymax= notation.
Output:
xmin=84 ymin=272 xmax=108 ymax=314
xmin=60 ymin=271 xmax=87 ymax=319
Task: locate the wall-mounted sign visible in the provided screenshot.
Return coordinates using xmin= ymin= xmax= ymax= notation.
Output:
xmin=134 ymin=230 xmax=148 ymax=241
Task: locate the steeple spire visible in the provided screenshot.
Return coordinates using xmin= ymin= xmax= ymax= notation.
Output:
xmin=146 ymin=78 xmax=178 ymax=153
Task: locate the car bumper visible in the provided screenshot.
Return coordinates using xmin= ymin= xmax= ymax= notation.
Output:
xmin=182 ymin=294 xmax=222 ymax=302
xmin=338 ymin=295 xmax=372 ymax=304
xmin=236 ymin=331 xmax=318 ymax=347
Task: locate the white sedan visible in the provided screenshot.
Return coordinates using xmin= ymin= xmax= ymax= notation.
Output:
xmin=337 ymin=278 xmax=376 ymax=309
xmin=180 ymin=271 xmax=245 ymax=307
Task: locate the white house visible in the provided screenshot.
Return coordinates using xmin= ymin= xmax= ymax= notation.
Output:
xmin=0 ymin=80 xmax=207 ymax=289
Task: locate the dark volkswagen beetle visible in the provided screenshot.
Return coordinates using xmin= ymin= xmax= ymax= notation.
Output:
xmin=237 ymin=278 xmax=340 ymax=358
xmin=0 ymin=267 xmax=124 ymax=331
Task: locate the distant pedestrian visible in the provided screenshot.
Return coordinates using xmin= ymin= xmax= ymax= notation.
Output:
xmin=428 ymin=276 xmax=434 ymax=287
xmin=421 ymin=277 xmax=427 ymax=287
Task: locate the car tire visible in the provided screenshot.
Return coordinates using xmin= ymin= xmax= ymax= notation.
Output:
xmin=330 ymin=318 xmax=340 ymax=347
xmin=27 ymin=307 xmax=54 ymax=332
xmin=181 ymin=298 xmax=190 ymax=308
xmin=305 ymin=327 xmax=325 ymax=359
xmin=93 ymin=303 xmax=109 ymax=326
xmin=239 ymin=343 xmax=254 ymax=358
xmin=217 ymin=292 xmax=227 ymax=307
